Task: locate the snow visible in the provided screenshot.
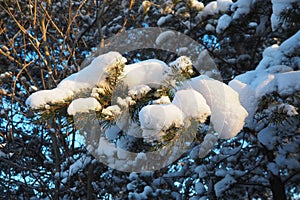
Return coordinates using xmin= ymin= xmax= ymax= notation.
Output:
xmin=102 ymin=105 xmax=122 ymax=118
xmin=279 ymin=104 xmax=299 ymax=116
xmin=168 ymin=56 xmax=193 ymax=73
xmin=189 ymin=0 xmax=204 ymax=11
xmin=104 ymin=125 xmax=121 ymax=140
xmin=271 ymin=0 xmax=298 ymax=30
xmin=117 ymin=147 xmax=130 ymax=160
xmin=157 ymin=14 xmax=173 ymax=26
xmin=116 ymin=97 xmax=136 ymax=108
xmin=59 ymin=155 xmax=91 ymax=184
xmin=217 ymin=0 xmax=233 ymax=13
xmin=198 ymin=134 xmax=218 ymax=158
xmin=257 ymin=126 xmax=277 ymax=150
xmin=216 ymin=14 xmax=232 ymax=33
xmin=96 ymin=137 xmax=117 ymax=157
xmin=0 ymin=150 xmax=6 ymax=158
xmin=229 ymin=31 xmax=300 ymax=127
xmin=27 ymin=50 xmax=249 ymax=148
xmin=202 ymin=1 xmax=217 ymax=15
xmin=155 ymin=31 xmax=176 ymax=46
xmin=279 ymin=30 xmax=300 ymax=57
xmin=152 ymin=96 xmax=171 ymax=104
xmin=214 ymin=174 xmax=237 ymax=197
xmin=128 ymin=84 xmax=151 ymax=99
xmin=231 ymin=70 xmax=300 ymax=126
xmin=139 ymin=104 xmax=184 ymax=138
xmin=26 ymin=51 xmax=126 ymax=109
xmin=231 ymin=0 xmax=253 ymax=19
xmin=172 ymin=89 xmax=211 ymax=123
xmin=123 ymin=59 xmax=168 ymax=89
xmin=67 ymin=97 xmax=102 ymax=115
xmin=196 ymin=1 xmax=217 ymax=21
xmin=195 ymin=182 xmax=205 ymax=195
xmin=186 ymin=75 xmax=248 ymax=139
xmin=205 ymin=24 xmax=215 ymax=32
xmin=257 ymin=30 xmax=300 ymax=71
xmin=277 ymin=71 xmax=300 ymax=95
xmin=267 ymin=162 xmax=279 ymax=175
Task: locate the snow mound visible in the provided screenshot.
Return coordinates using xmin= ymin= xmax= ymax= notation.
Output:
xmin=271 ymin=0 xmax=299 ymax=31
xmin=123 ymin=59 xmax=168 ymax=89
xmin=139 ymin=104 xmax=184 ymax=138
xmin=216 ymin=14 xmax=232 ymax=34
xmin=67 ymin=97 xmax=102 ymax=115
xmin=26 ymin=51 xmax=126 ymax=109
xmin=231 ymin=0 xmax=253 ymax=19
xmin=229 ymin=31 xmax=300 ymax=127
xmin=172 ymin=89 xmax=211 ymax=123
xmin=186 ymin=75 xmax=248 ymax=139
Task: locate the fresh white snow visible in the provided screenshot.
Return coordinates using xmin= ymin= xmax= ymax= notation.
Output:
xmin=271 ymin=0 xmax=298 ymax=30
xmin=186 ymin=75 xmax=248 ymax=139
xmin=229 ymin=31 xmax=300 ymax=127
xmin=172 ymin=89 xmax=211 ymax=123
xmin=26 ymin=51 xmax=126 ymax=109
xmin=139 ymin=104 xmax=185 ymax=138
xmin=231 ymin=0 xmax=253 ymax=19
xmin=123 ymin=59 xmax=168 ymax=89
xmin=216 ymin=14 xmax=232 ymax=34
xmin=67 ymin=97 xmax=102 ymax=115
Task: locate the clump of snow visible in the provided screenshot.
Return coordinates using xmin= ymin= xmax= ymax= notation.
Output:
xmin=214 ymin=174 xmax=237 ymax=197
xmin=279 ymin=30 xmax=300 ymax=57
xmin=198 ymin=134 xmax=218 ymax=158
xmin=102 ymin=105 xmax=122 ymax=118
xmin=123 ymin=59 xmax=168 ymax=89
xmin=205 ymin=24 xmax=216 ymax=32
xmin=155 ymin=31 xmax=176 ymax=46
xmin=172 ymin=89 xmax=211 ymax=123
xmin=216 ymin=14 xmax=232 ymax=33
xmin=139 ymin=104 xmax=184 ymax=138
xmin=67 ymin=97 xmax=102 ymax=115
xmin=29 ymin=85 xmax=38 ymax=92
xmin=26 ymin=51 xmax=126 ymax=109
xmin=196 ymin=1 xmax=217 ymax=21
xmin=116 ymin=97 xmax=136 ymax=108
xmin=104 ymin=125 xmax=121 ymax=140
xmin=231 ymin=0 xmax=253 ymax=19
xmin=188 ymin=0 xmax=204 ymax=11
xmin=229 ymin=31 xmax=300 ymax=127
xmin=217 ymin=0 xmax=233 ymax=13
xmin=160 ymin=1 xmax=174 ymax=15
xmin=196 ymin=0 xmax=232 ymax=22
xmin=157 ymin=14 xmax=173 ymax=26
xmin=96 ymin=137 xmax=117 ymax=157
xmin=169 ymin=56 xmax=193 ymax=71
xmin=278 ymin=103 xmax=298 ymax=116
xmin=195 ymin=182 xmax=205 ymax=195
xmin=128 ymin=84 xmax=151 ymax=99
xmin=168 ymin=56 xmax=193 ymax=73
xmin=271 ymin=0 xmax=298 ymax=31
xmin=152 ymin=96 xmax=171 ymax=104
xmin=257 ymin=127 xmax=277 ymax=150
xmin=91 ymin=87 xmax=106 ymax=99
xmin=186 ymin=75 xmax=248 ymax=139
